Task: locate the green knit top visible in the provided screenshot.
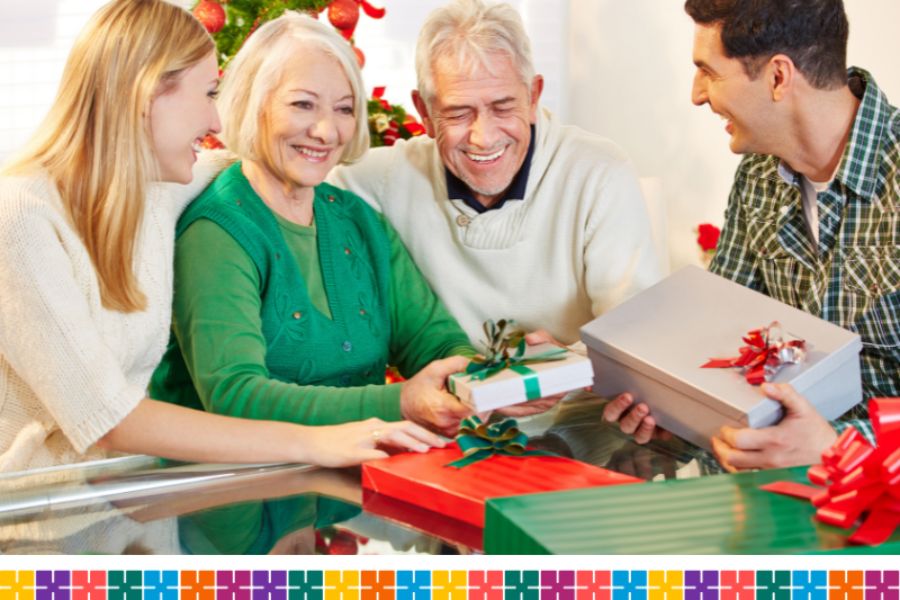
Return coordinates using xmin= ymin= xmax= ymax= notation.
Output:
xmin=150 ymin=162 xmax=475 ymax=425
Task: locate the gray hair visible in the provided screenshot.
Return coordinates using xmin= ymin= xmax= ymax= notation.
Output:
xmin=415 ymin=0 xmax=536 ymax=103
xmin=217 ymin=12 xmax=369 ymax=166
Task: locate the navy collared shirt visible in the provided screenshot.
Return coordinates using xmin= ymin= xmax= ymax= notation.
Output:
xmin=445 ymin=125 xmax=537 ymax=214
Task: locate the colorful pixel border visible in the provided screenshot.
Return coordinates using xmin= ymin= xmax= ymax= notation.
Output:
xmin=1 ymin=571 xmax=899 ymax=600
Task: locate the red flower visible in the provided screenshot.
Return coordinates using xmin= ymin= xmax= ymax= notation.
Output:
xmin=697 ymin=223 xmax=721 ymax=253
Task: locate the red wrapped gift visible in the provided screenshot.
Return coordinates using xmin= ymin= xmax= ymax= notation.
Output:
xmin=362 ymin=488 xmax=484 ymax=551
xmin=362 ymin=441 xmax=642 ymax=528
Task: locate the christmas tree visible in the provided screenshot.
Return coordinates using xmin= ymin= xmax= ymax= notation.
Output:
xmin=192 ymin=0 xmax=385 ymax=68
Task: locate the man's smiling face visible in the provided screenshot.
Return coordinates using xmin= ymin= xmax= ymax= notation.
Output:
xmin=691 ymin=23 xmax=774 ymax=155
xmin=423 ymin=53 xmax=541 ymax=207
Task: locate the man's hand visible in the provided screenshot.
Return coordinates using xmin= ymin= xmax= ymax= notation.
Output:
xmin=602 ymin=393 xmax=674 ymax=444
xmin=400 ymin=356 xmax=474 ymax=438
xmin=495 ymin=329 xmax=568 ymax=417
xmin=711 ymin=382 xmax=838 ymax=473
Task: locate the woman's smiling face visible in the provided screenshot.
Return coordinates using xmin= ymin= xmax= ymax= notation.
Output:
xmin=259 ymin=44 xmax=356 ymax=188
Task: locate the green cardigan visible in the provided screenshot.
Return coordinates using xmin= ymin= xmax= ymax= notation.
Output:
xmin=151 ymin=162 xmax=475 ymax=425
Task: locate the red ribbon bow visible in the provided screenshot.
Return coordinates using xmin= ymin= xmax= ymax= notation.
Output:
xmin=762 ymin=398 xmax=900 ymax=546
xmin=701 ymin=322 xmax=807 ymax=385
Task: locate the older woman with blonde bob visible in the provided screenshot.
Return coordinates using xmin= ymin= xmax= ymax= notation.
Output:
xmin=0 ymin=0 xmax=443 ymax=474
xmin=151 ymin=14 xmax=478 ymax=437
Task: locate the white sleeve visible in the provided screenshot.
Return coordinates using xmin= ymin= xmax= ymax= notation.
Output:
xmin=0 ymin=192 xmax=144 ymax=453
xmin=583 ymin=159 xmax=662 ymax=317
xmin=328 ymin=147 xmax=398 ymax=213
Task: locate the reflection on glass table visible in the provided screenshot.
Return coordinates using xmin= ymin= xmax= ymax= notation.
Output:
xmin=0 ymin=391 xmax=724 ymax=555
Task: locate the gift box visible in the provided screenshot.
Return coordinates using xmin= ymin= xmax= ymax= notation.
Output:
xmin=451 ymin=342 xmax=594 ymax=412
xmin=362 ymin=488 xmax=484 ymax=551
xmin=361 ymin=442 xmax=641 ymax=528
xmin=483 ymin=467 xmax=900 ymax=554
xmin=580 ymin=265 xmax=862 ymax=451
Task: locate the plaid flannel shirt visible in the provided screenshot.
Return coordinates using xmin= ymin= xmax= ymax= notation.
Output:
xmin=709 ymin=67 xmax=900 ymax=446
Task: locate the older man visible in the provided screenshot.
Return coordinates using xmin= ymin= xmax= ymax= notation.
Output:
xmin=330 ymin=0 xmax=660 ymax=358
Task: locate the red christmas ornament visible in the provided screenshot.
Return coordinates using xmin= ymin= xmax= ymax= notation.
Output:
xmin=383 ymin=121 xmax=400 ymax=147
xmin=353 ymin=46 xmax=365 ymax=69
xmin=328 ymin=0 xmax=359 ymax=31
xmin=193 ymin=0 xmax=226 ymax=34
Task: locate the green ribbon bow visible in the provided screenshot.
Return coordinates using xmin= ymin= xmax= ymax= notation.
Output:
xmin=448 ymin=319 xmax=569 ymax=400
xmin=444 ymin=416 xmax=557 ymax=468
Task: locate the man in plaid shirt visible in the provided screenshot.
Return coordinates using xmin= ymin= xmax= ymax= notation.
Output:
xmin=606 ymin=0 xmax=898 ymax=470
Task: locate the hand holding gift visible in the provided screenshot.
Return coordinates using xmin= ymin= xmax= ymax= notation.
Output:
xmin=449 ymin=320 xmax=594 ymax=414
xmin=400 ymin=355 xmax=475 ymax=438
xmin=711 ymin=382 xmax=839 ymax=472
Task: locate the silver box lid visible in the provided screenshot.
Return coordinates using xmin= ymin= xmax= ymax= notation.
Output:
xmin=579 ymin=265 xmax=862 ymax=424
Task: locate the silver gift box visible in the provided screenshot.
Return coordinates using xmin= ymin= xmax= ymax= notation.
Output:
xmin=580 ymin=266 xmax=863 ymax=451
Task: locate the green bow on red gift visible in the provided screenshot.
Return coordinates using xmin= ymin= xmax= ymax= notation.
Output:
xmin=448 ymin=319 xmax=568 ymax=400
xmin=444 ymin=416 xmax=556 ymax=468
xmin=762 ymin=398 xmax=900 ymax=546
xmin=701 ymin=321 xmax=807 ymax=385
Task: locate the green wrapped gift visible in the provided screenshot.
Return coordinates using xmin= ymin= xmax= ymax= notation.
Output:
xmin=484 ymin=467 xmax=900 ymax=554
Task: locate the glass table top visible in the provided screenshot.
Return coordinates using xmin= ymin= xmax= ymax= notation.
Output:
xmin=0 ymin=391 xmax=723 ymax=555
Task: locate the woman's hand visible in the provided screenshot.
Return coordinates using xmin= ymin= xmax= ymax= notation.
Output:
xmin=400 ymin=355 xmax=474 ymax=437
xmin=301 ymin=418 xmax=446 ymax=468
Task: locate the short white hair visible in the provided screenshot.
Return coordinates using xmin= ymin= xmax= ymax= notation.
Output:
xmin=415 ymin=0 xmax=536 ymax=103
xmin=217 ymin=12 xmax=369 ymax=167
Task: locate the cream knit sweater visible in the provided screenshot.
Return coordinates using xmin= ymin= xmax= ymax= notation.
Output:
xmin=0 ymin=152 xmax=232 ymax=473
xmin=330 ymin=107 xmax=662 ymax=347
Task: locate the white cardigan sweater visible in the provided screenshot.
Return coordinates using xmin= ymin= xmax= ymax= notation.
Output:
xmin=330 ymin=107 xmax=661 ymax=347
xmin=0 ymin=153 xmax=230 ymax=473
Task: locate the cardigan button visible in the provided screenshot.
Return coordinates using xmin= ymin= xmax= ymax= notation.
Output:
xmin=344 ymin=248 xmax=351 ymax=255
xmin=237 ymin=200 xmax=242 ymax=206
xmin=456 ymin=214 xmax=470 ymax=227
xmin=293 ymin=312 xmax=301 ymax=319
xmin=328 ymin=195 xmax=336 ymax=203
xmin=341 ymin=375 xmax=351 ymax=385
xmin=342 ymin=341 xmax=353 ymax=352
xmin=360 ymin=308 xmax=366 ymax=315
xmin=365 ymin=371 xmax=371 ymax=377
xmin=275 ymin=253 xmax=280 ymax=260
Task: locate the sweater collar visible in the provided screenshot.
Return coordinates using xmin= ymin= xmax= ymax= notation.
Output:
xmin=444 ymin=124 xmax=536 ymax=214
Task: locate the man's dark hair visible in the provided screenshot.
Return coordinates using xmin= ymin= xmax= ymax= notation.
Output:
xmin=684 ymin=0 xmax=849 ymax=90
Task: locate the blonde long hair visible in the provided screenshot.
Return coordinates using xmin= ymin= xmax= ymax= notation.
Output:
xmin=0 ymin=0 xmax=214 ymax=312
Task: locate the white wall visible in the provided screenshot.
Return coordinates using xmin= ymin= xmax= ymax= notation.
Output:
xmin=567 ymin=0 xmax=900 ymax=273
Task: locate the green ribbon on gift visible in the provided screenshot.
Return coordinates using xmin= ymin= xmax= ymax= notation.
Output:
xmin=444 ymin=416 xmax=557 ymax=468
xmin=448 ymin=319 xmax=569 ymax=400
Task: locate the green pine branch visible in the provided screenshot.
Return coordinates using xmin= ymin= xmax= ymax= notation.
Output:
xmin=197 ymin=0 xmax=333 ymax=66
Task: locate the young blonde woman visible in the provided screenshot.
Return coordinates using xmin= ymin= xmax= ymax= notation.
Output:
xmin=0 ymin=0 xmax=443 ymax=474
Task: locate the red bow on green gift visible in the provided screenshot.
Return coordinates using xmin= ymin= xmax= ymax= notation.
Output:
xmin=701 ymin=321 xmax=807 ymax=385
xmin=762 ymin=398 xmax=900 ymax=546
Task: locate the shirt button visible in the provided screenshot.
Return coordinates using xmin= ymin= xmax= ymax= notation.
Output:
xmin=341 ymin=375 xmax=351 ymax=385
xmin=236 ymin=200 xmax=243 ymax=206
xmin=275 ymin=253 xmax=280 ymax=260
xmin=342 ymin=341 xmax=352 ymax=352
xmin=293 ymin=311 xmax=301 ymax=319
xmin=328 ymin=195 xmax=336 ymax=203
xmin=456 ymin=214 xmax=470 ymax=227
xmin=344 ymin=248 xmax=351 ymax=255
xmin=871 ymin=284 xmax=880 ymax=293
xmin=360 ymin=308 xmax=366 ymax=315
xmin=760 ymin=247 xmax=767 ymax=255
xmin=365 ymin=371 xmax=371 ymax=377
